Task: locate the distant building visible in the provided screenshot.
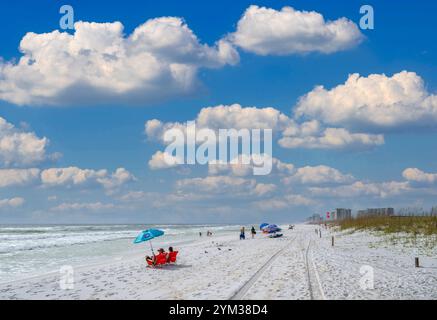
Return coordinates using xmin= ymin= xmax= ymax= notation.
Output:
xmin=357 ymin=208 xmax=394 ymax=217
xmin=308 ymin=214 xmax=322 ymax=224
xmin=336 ymin=208 xmax=352 ymax=220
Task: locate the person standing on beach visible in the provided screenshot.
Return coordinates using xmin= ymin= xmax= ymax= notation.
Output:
xmin=240 ymin=227 xmax=246 ymax=240
xmin=251 ymin=226 xmax=256 ymax=239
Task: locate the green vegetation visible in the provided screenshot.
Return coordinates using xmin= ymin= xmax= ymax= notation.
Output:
xmin=336 ymin=215 xmax=437 ymax=236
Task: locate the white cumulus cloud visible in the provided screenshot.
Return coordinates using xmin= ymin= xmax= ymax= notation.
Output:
xmin=40 ymin=167 xmax=135 ymax=189
xmin=146 ymin=104 xmax=385 ymax=151
xmin=402 ymin=168 xmax=437 ymax=184
xmin=0 ymin=18 xmax=239 ymax=106
xmin=295 ymin=71 xmax=437 ymax=130
xmin=97 ymin=168 xmax=136 ymax=189
xmin=283 ymin=165 xmax=354 ymax=185
xmin=254 ymin=194 xmax=314 ymax=211
xmin=309 ymin=181 xmax=411 ymax=198
xmin=279 ymin=121 xmax=384 ymax=149
xmin=148 ymin=151 xmax=182 ymax=170
xmin=175 ymin=175 xmax=275 ymax=197
xmin=0 ymin=168 xmax=40 ymax=187
xmin=146 ymin=104 xmax=388 ymax=152
xmin=208 ymin=154 xmax=294 ymax=177
xmin=229 ymin=5 xmax=363 ymax=56
xmin=0 ymin=117 xmax=50 ymax=166
xmin=145 ymin=104 xmax=291 ymax=143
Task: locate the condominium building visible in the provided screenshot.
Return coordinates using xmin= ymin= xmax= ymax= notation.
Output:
xmin=336 ymin=208 xmax=352 ymax=220
xmin=357 ymin=208 xmax=395 ymax=217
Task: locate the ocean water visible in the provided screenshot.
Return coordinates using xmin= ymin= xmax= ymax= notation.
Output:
xmin=0 ymin=224 xmax=238 ymax=283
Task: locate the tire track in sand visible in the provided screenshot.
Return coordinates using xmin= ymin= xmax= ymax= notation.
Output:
xmin=304 ymin=238 xmax=326 ymax=300
xmin=229 ymin=236 xmax=296 ymax=300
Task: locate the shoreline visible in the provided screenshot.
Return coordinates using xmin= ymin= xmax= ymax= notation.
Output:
xmin=0 ymin=230 xmax=237 ymax=286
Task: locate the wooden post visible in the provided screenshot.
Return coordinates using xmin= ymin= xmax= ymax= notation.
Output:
xmin=332 ymin=236 xmax=334 ymax=247
xmin=319 ymin=229 xmax=321 ymax=238
xmin=415 ymin=257 xmax=420 ymax=268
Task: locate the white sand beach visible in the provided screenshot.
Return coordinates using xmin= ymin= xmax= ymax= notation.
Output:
xmin=0 ymin=225 xmax=436 ymax=300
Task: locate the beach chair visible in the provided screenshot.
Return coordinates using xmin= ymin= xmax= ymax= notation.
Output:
xmin=155 ymin=253 xmax=168 ymax=266
xmin=146 ymin=253 xmax=168 ymax=267
xmin=167 ymin=251 xmax=179 ymax=263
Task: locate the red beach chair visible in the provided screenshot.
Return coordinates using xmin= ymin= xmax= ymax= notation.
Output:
xmin=155 ymin=253 xmax=168 ymax=266
xmin=146 ymin=252 xmax=168 ymax=267
xmin=167 ymin=251 xmax=179 ymax=263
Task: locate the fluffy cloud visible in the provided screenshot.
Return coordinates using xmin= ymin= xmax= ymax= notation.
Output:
xmin=309 ymin=181 xmax=411 ymax=198
xmin=40 ymin=167 xmax=135 ymax=189
xmin=145 ymin=104 xmax=291 ymax=143
xmin=51 ymin=202 xmax=115 ymax=212
xmin=97 ymin=168 xmax=136 ymax=189
xmin=229 ymin=5 xmax=363 ymax=55
xmin=175 ymin=175 xmax=275 ymax=197
xmin=208 ymin=154 xmax=294 ymax=177
xmin=148 ymin=151 xmax=182 ymax=170
xmin=254 ymin=194 xmax=314 ymax=211
xmin=283 ymin=165 xmax=354 ymax=185
xmin=403 ymin=168 xmax=437 ymax=184
xmin=295 ymin=71 xmax=437 ymax=129
xmin=0 ymin=18 xmax=239 ymax=106
xmin=0 ymin=168 xmax=40 ymax=187
xmin=195 ymin=104 xmax=290 ymax=130
xmin=146 ymin=104 xmax=386 ymax=152
xmin=0 ymin=197 xmax=25 ymax=209
xmin=253 ymin=183 xmax=277 ymax=196
xmin=0 ymin=117 xmax=50 ymax=166
xmin=0 ymin=166 xmax=134 ymax=191
xmin=279 ymin=121 xmax=384 ymax=149
xmin=41 ymin=167 xmax=106 ymax=186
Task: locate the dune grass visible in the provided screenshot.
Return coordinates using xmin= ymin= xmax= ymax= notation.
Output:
xmin=336 ymin=215 xmax=437 ymax=236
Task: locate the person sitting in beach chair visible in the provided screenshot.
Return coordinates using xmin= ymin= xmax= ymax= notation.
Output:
xmin=167 ymin=247 xmax=179 ymax=263
xmin=155 ymin=249 xmax=168 ymax=266
xmin=145 ymin=255 xmax=154 ymax=265
xmin=146 ymin=248 xmax=168 ymax=267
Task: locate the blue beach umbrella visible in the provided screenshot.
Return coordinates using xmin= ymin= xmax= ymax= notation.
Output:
xmin=266 ymin=224 xmax=281 ymax=233
xmin=134 ymin=229 xmax=164 ymax=254
xmin=260 ymin=223 xmax=269 ymax=230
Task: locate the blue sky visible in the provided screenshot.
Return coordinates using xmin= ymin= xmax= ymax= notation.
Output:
xmin=0 ymin=0 xmax=436 ymax=224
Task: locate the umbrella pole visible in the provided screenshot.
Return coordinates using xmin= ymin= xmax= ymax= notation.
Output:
xmin=149 ymin=240 xmax=155 ymax=255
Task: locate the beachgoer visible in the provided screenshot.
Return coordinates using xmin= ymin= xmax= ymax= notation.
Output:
xmin=167 ymin=246 xmax=175 ymax=262
xmin=199 ymin=232 xmax=202 ymax=237
xmin=146 ymin=249 xmax=165 ymax=265
xmin=240 ymin=227 xmax=246 ymax=240
xmin=251 ymin=226 xmax=256 ymax=239
xmin=159 ymin=248 xmax=167 ymax=259
xmin=146 ymin=248 xmax=167 ymax=266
